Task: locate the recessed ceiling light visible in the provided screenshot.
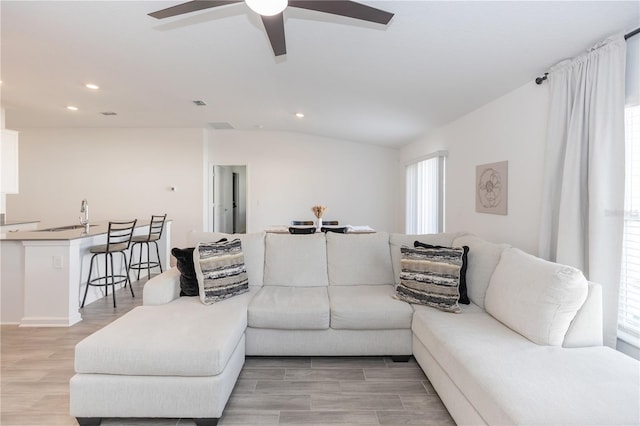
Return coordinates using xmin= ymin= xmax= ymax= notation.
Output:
xmin=67 ymin=106 xmax=79 ymax=111
xmin=295 ymin=112 xmax=304 ymax=118
xmin=85 ymin=83 xmax=99 ymax=90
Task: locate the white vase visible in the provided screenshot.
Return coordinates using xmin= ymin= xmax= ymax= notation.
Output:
xmin=317 ymin=218 xmax=323 ymax=230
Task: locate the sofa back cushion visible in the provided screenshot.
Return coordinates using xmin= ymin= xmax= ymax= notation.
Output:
xmin=264 ymin=233 xmax=329 ymax=287
xmin=326 ymin=232 xmax=394 ymax=286
xmin=390 ymin=233 xmax=463 ymax=284
xmin=563 ymin=282 xmax=604 ymax=347
xmin=452 ymin=234 xmax=510 ymax=308
xmin=485 ymin=248 xmax=588 ymax=346
xmin=188 ymin=231 xmax=265 ymax=287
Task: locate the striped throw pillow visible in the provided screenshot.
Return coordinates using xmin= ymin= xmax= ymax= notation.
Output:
xmin=395 ymin=245 xmax=467 ymax=313
xmin=194 ymin=239 xmax=249 ymax=305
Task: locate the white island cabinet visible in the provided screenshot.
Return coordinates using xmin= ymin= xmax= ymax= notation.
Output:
xmin=0 ymin=220 xmax=171 ymax=327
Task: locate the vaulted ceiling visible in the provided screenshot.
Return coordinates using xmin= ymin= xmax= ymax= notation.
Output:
xmin=1 ymin=1 xmax=638 ymax=146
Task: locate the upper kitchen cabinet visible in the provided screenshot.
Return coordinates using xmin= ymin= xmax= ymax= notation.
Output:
xmin=1 ymin=129 xmax=19 ymax=194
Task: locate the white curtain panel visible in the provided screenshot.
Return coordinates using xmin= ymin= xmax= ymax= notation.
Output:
xmin=538 ymin=35 xmax=626 ymax=348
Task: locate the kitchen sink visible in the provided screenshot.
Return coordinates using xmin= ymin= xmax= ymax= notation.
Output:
xmin=37 ymin=224 xmax=97 ymax=232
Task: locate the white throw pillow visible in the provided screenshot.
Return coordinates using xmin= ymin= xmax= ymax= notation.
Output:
xmin=485 ymin=248 xmax=588 ymax=346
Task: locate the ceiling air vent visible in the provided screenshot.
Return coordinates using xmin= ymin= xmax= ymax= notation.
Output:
xmin=209 ymin=122 xmax=234 ymax=130
xmin=193 ymin=100 xmax=207 ymax=106
xmin=100 ymin=112 xmax=117 ymax=116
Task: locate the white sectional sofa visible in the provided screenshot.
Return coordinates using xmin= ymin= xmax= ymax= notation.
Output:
xmin=70 ymin=231 xmax=640 ymax=426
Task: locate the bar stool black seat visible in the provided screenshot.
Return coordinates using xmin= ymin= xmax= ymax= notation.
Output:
xmin=81 ymin=219 xmax=137 ymax=309
xmin=291 ymin=220 xmax=314 ymax=226
xmin=128 ymin=214 xmax=167 ymax=281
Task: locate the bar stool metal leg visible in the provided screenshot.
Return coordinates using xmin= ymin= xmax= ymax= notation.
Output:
xmin=109 ymin=253 xmax=116 ymax=308
xmin=121 ymin=251 xmax=135 ymax=298
xmin=81 ymin=254 xmax=97 ymax=308
xmin=146 ymin=241 xmax=151 ymax=278
xmin=154 ymin=241 xmax=163 ymax=274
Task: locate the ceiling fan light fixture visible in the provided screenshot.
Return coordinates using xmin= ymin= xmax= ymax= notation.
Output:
xmin=245 ymin=0 xmax=287 ymax=16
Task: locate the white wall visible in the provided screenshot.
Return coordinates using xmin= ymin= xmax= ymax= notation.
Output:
xmin=6 ymin=128 xmax=205 ymax=251
xmin=401 ymin=82 xmax=549 ymax=254
xmin=208 ymin=130 xmax=403 ymax=233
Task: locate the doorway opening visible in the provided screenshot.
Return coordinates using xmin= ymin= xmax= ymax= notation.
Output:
xmin=211 ymin=165 xmax=247 ymax=233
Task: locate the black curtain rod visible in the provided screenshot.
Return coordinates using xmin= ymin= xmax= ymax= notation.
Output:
xmin=535 ymin=27 xmax=640 ymax=85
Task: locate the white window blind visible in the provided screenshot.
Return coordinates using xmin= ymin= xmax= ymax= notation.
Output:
xmin=405 ymin=153 xmax=445 ymax=234
xmin=619 ymin=104 xmax=640 ymax=346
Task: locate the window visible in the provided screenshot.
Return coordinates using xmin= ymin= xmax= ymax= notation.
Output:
xmin=619 ymin=104 xmax=640 ymax=346
xmin=405 ymin=152 xmax=446 ymax=234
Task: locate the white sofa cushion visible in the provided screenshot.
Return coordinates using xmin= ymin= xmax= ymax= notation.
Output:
xmin=563 ymin=282 xmax=604 ymax=347
xmin=412 ymin=306 xmax=640 ymax=425
xmin=263 ymin=233 xmax=328 ymax=287
xmin=328 ymin=285 xmax=413 ymax=329
xmin=326 ymin=232 xmax=394 ymax=286
xmin=75 ymin=290 xmax=256 ymax=376
xmin=390 ymin=232 xmax=463 ymax=284
xmin=188 ymin=231 xmax=265 ymax=287
xmin=485 ymin=248 xmax=588 ymax=346
xmin=248 ymin=286 xmax=330 ymax=329
xmin=452 ymin=234 xmax=509 ymax=308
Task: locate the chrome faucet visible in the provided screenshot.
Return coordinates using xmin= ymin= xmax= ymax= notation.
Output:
xmin=79 ymin=199 xmax=89 ymax=227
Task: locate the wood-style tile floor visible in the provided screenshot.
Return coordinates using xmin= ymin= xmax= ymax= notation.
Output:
xmin=1 ymin=278 xmax=455 ymax=426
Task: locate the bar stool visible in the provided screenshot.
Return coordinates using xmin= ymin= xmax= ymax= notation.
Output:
xmin=128 ymin=214 xmax=167 ymax=281
xmin=81 ymin=219 xmax=137 ymax=309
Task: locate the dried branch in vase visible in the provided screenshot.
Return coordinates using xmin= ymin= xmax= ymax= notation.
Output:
xmin=311 ymin=205 xmax=327 ymax=219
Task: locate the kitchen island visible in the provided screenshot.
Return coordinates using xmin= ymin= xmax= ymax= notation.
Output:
xmin=1 ymin=219 xmax=172 ymax=327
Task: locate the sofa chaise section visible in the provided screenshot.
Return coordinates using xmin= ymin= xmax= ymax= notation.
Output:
xmin=70 ymin=291 xmax=256 ymax=426
xmin=410 ymin=235 xmax=639 ymax=426
xmin=412 ymin=302 xmax=640 ymax=425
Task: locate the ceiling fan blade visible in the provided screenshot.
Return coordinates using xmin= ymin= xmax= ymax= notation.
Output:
xmin=288 ymin=1 xmax=393 ymax=25
xmin=261 ymin=13 xmax=287 ymax=56
xmin=148 ymin=0 xmax=242 ymax=19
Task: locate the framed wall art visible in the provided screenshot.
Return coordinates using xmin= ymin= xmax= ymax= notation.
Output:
xmin=476 ymin=161 xmax=508 ymax=215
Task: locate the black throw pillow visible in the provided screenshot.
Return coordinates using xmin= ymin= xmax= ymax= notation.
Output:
xmin=171 ymin=247 xmax=197 ymax=296
xmin=413 ymin=241 xmax=470 ymax=305
xmin=172 ymin=238 xmax=227 ymax=297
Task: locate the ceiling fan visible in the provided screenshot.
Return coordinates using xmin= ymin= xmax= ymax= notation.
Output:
xmin=148 ymin=0 xmax=394 ymax=56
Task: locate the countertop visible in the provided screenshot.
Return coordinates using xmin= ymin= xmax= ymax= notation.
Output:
xmin=0 ymin=219 xmax=168 ymax=241
xmin=0 ymin=220 xmax=40 ymax=226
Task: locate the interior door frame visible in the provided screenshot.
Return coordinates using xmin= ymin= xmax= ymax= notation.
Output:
xmin=208 ymin=163 xmax=249 ymax=233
